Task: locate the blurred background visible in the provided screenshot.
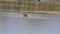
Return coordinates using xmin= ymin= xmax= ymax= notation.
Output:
xmin=0 ymin=0 xmax=60 ymax=13
xmin=0 ymin=0 xmax=60 ymax=34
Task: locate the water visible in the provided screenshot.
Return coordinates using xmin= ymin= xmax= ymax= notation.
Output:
xmin=0 ymin=12 xmax=60 ymax=34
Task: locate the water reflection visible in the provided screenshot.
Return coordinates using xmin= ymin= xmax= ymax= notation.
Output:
xmin=0 ymin=14 xmax=60 ymax=34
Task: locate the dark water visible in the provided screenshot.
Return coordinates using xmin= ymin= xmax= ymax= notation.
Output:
xmin=0 ymin=12 xmax=60 ymax=34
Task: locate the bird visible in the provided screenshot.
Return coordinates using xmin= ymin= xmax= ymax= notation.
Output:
xmin=20 ymin=13 xmax=28 ymax=18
